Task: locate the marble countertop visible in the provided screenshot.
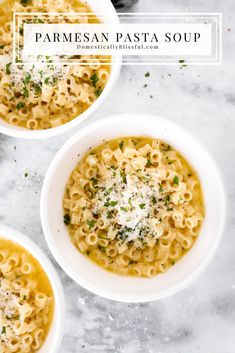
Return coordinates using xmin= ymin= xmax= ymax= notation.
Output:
xmin=0 ymin=0 xmax=235 ymax=352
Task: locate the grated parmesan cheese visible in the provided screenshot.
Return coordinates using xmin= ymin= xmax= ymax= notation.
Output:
xmin=0 ymin=53 xmax=69 ymax=89
xmin=93 ymin=167 xmax=164 ymax=244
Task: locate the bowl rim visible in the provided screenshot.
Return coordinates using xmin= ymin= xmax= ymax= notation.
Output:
xmin=0 ymin=224 xmax=66 ymax=352
xmin=40 ymin=113 xmax=227 ymax=302
xmin=0 ymin=0 xmax=122 ymax=140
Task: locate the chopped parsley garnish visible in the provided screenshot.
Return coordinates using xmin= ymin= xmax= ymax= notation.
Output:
xmin=110 ymin=201 xmax=118 ymax=207
xmin=34 ymin=84 xmax=42 ymax=95
xmin=44 ymin=77 xmax=50 ymax=84
xmin=23 ymin=86 xmax=29 ymax=98
xmin=52 ymin=77 xmax=58 ymax=85
xmin=90 ymin=73 xmax=99 ymax=87
xmin=64 ymin=214 xmax=70 ymax=225
xmin=146 ymin=159 xmax=152 ymax=168
xmin=87 ymin=219 xmax=96 ymax=229
xmin=173 ymin=175 xmax=179 ymax=185
xmin=16 ymin=102 xmax=25 ymax=110
xmin=179 ymin=59 xmax=185 ymax=64
xmin=159 ymin=184 xmax=164 ymax=192
xmin=24 ymin=73 xmax=31 ymax=84
xmin=105 ymin=187 xmax=113 ymax=194
xmin=104 ymin=198 xmax=110 ymax=207
xmin=164 ymin=195 xmax=170 ymax=206
xmin=151 ymin=195 xmax=157 ymax=204
xmin=1 ymin=327 xmax=6 ymax=334
xmin=121 ymin=207 xmax=127 ymax=212
xmin=0 ymin=45 xmax=5 ymax=49
xmin=139 ymin=203 xmax=145 ymax=209
xmin=119 ymin=141 xmax=124 ymax=151
xmin=120 ymin=171 xmax=127 ymax=184
xmin=95 ymin=88 xmax=102 ymax=97
xmin=145 ymin=72 xmax=150 ymax=77
xmin=24 ymin=172 xmax=28 ymax=177
xmin=6 ymin=63 xmax=11 ymax=75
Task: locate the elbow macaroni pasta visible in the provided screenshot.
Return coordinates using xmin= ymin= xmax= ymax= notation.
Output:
xmin=0 ymin=238 xmax=54 ymax=353
xmin=63 ymin=137 xmax=205 ymax=278
xmin=0 ymin=0 xmax=110 ymax=130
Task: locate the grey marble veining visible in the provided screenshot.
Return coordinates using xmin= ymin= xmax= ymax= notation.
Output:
xmin=0 ymin=0 xmax=235 ymax=352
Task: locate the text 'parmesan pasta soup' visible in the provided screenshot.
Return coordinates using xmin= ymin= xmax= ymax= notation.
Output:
xmin=63 ymin=137 xmax=204 ymax=278
xmin=0 ymin=0 xmax=110 ymax=130
xmin=0 ymin=238 xmax=54 ymax=352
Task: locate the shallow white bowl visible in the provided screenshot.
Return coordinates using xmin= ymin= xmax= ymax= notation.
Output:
xmin=0 ymin=0 xmax=121 ymax=139
xmin=41 ymin=114 xmax=226 ymax=302
xmin=0 ymin=224 xmax=66 ymax=352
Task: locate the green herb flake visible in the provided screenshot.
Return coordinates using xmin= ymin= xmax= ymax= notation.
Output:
xmin=179 ymin=59 xmax=185 ymax=64
xmin=64 ymin=214 xmax=70 ymax=225
xmin=34 ymin=84 xmax=42 ymax=95
xmin=145 ymin=72 xmax=150 ymax=77
xmin=44 ymin=77 xmax=50 ymax=84
xmin=0 ymin=45 xmax=5 ymax=49
xmin=6 ymin=63 xmax=11 ymax=75
xmin=95 ymin=88 xmax=102 ymax=97
xmin=90 ymin=73 xmax=99 ymax=87
xmin=16 ymin=102 xmax=25 ymax=110
xmin=151 ymin=195 xmax=157 ymax=204
xmin=146 ymin=159 xmax=152 ymax=168
xmin=1 ymin=327 xmax=6 ymax=334
xmin=87 ymin=219 xmax=96 ymax=229
xmin=159 ymin=184 xmax=164 ymax=192
xmin=104 ymin=199 xmax=110 ymax=207
xmin=139 ymin=203 xmax=146 ymax=209
xmin=24 ymin=73 xmax=31 ymax=84
xmin=106 ymin=187 xmax=113 ymax=194
xmin=23 ymin=86 xmax=29 ymax=98
xmin=52 ymin=76 xmax=58 ymax=85
xmin=120 ymin=171 xmax=127 ymax=184
xmin=24 ymin=172 xmax=28 ymax=177
xmin=110 ymin=201 xmax=118 ymax=207
xmin=121 ymin=207 xmax=127 ymax=212
xmin=119 ymin=141 xmax=124 ymax=151
xmin=173 ymin=175 xmax=179 ymax=185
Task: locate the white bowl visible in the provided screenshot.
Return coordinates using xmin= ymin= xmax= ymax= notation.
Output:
xmin=0 ymin=224 xmax=66 ymax=352
xmin=0 ymin=0 xmax=121 ymax=139
xmin=40 ymin=114 xmax=226 ymax=302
